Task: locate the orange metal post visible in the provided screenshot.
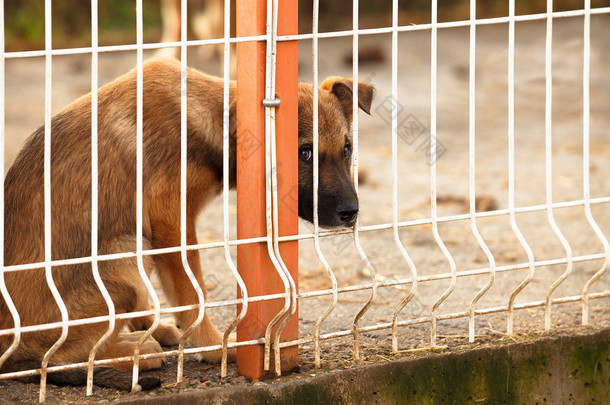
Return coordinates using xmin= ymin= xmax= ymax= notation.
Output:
xmin=236 ymin=0 xmax=299 ymax=379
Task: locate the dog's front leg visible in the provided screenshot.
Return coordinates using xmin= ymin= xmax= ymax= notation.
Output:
xmin=151 ymin=225 xmax=234 ymax=363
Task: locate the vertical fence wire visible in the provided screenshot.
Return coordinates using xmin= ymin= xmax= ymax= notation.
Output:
xmin=310 ymin=0 xmax=340 ymax=370
xmin=389 ymin=0 xmax=418 ymax=354
xmin=467 ymin=0 xmax=496 ymax=343
xmin=132 ymin=0 xmax=162 ymax=392
xmin=268 ymin=0 xmax=298 ymax=375
xmin=40 ymin=0 xmax=70 ymax=401
xmin=86 ymin=0 xmax=117 ymax=395
xmin=350 ymin=0 xmax=378 ymax=362
xmin=542 ymin=0 xmax=574 ymax=331
xmin=261 ymin=0 xmax=289 ymax=373
xmin=221 ymin=0 xmax=248 ymax=379
xmin=262 ymin=0 xmax=296 ymax=376
xmin=428 ymin=0 xmax=458 ymax=348
xmin=0 ymin=0 xmax=22 ymax=376
xmin=505 ymin=0 xmax=536 ymax=336
xmin=176 ymin=0 xmax=206 ymax=384
xmin=581 ymin=0 xmax=610 ymax=325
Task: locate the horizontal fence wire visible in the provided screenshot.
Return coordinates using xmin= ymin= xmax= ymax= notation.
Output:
xmin=0 ymin=0 xmax=609 ymax=401
xmin=3 ymin=7 xmax=610 ymax=59
xmin=1 ymin=198 xmax=609 ymax=274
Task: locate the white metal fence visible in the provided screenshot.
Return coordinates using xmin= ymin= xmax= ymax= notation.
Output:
xmin=1 ymin=0 xmax=609 ymax=402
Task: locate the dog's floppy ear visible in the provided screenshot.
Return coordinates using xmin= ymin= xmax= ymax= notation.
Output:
xmin=319 ymin=77 xmax=374 ymax=122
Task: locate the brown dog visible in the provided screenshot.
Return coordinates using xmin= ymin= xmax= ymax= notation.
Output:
xmin=0 ymin=58 xmax=373 ymax=390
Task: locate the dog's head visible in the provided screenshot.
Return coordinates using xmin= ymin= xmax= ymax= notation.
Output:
xmin=297 ymin=77 xmax=374 ymax=228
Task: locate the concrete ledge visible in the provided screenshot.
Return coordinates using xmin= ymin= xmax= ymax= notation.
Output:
xmin=124 ymin=329 xmax=610 ymax=404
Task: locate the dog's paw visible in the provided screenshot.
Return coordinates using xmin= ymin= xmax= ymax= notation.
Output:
xmin=153 ymin=318 xmax=182 ymax=346
xmin=100 ymin=332 xmax=166 ymax=372
xmin=139 ymin=337 xmax=165 ymax=370
xmin=194 ymin=333 xmax=236 ymax=364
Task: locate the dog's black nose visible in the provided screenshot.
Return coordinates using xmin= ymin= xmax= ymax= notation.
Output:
xmin=337 ymin=203 xmax=358 ymax=224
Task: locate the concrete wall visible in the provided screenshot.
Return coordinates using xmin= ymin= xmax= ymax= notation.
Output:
xmin=124 ymin=329 xmax=610 ymax=405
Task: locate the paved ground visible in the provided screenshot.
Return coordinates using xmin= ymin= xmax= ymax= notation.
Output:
xmin=1 ymin=14 xmax=609 ymax=402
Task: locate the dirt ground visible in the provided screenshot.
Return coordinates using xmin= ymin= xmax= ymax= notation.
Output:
xmin=1 ymin=15 xmax=609 ymax=403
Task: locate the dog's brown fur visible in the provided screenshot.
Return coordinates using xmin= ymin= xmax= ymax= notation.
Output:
xmin=0 ymin=58 xmax=373 ymax=389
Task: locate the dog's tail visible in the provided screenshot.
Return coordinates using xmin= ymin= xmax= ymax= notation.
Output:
xmin=4 ymin=361 xmax=160 ymax=391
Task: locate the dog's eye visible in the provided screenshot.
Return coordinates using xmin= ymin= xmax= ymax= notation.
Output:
xmin=299 ymin=146 xmax=313 ymax=162
xmin=344 ymin=145 xmax=352 ymax=160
